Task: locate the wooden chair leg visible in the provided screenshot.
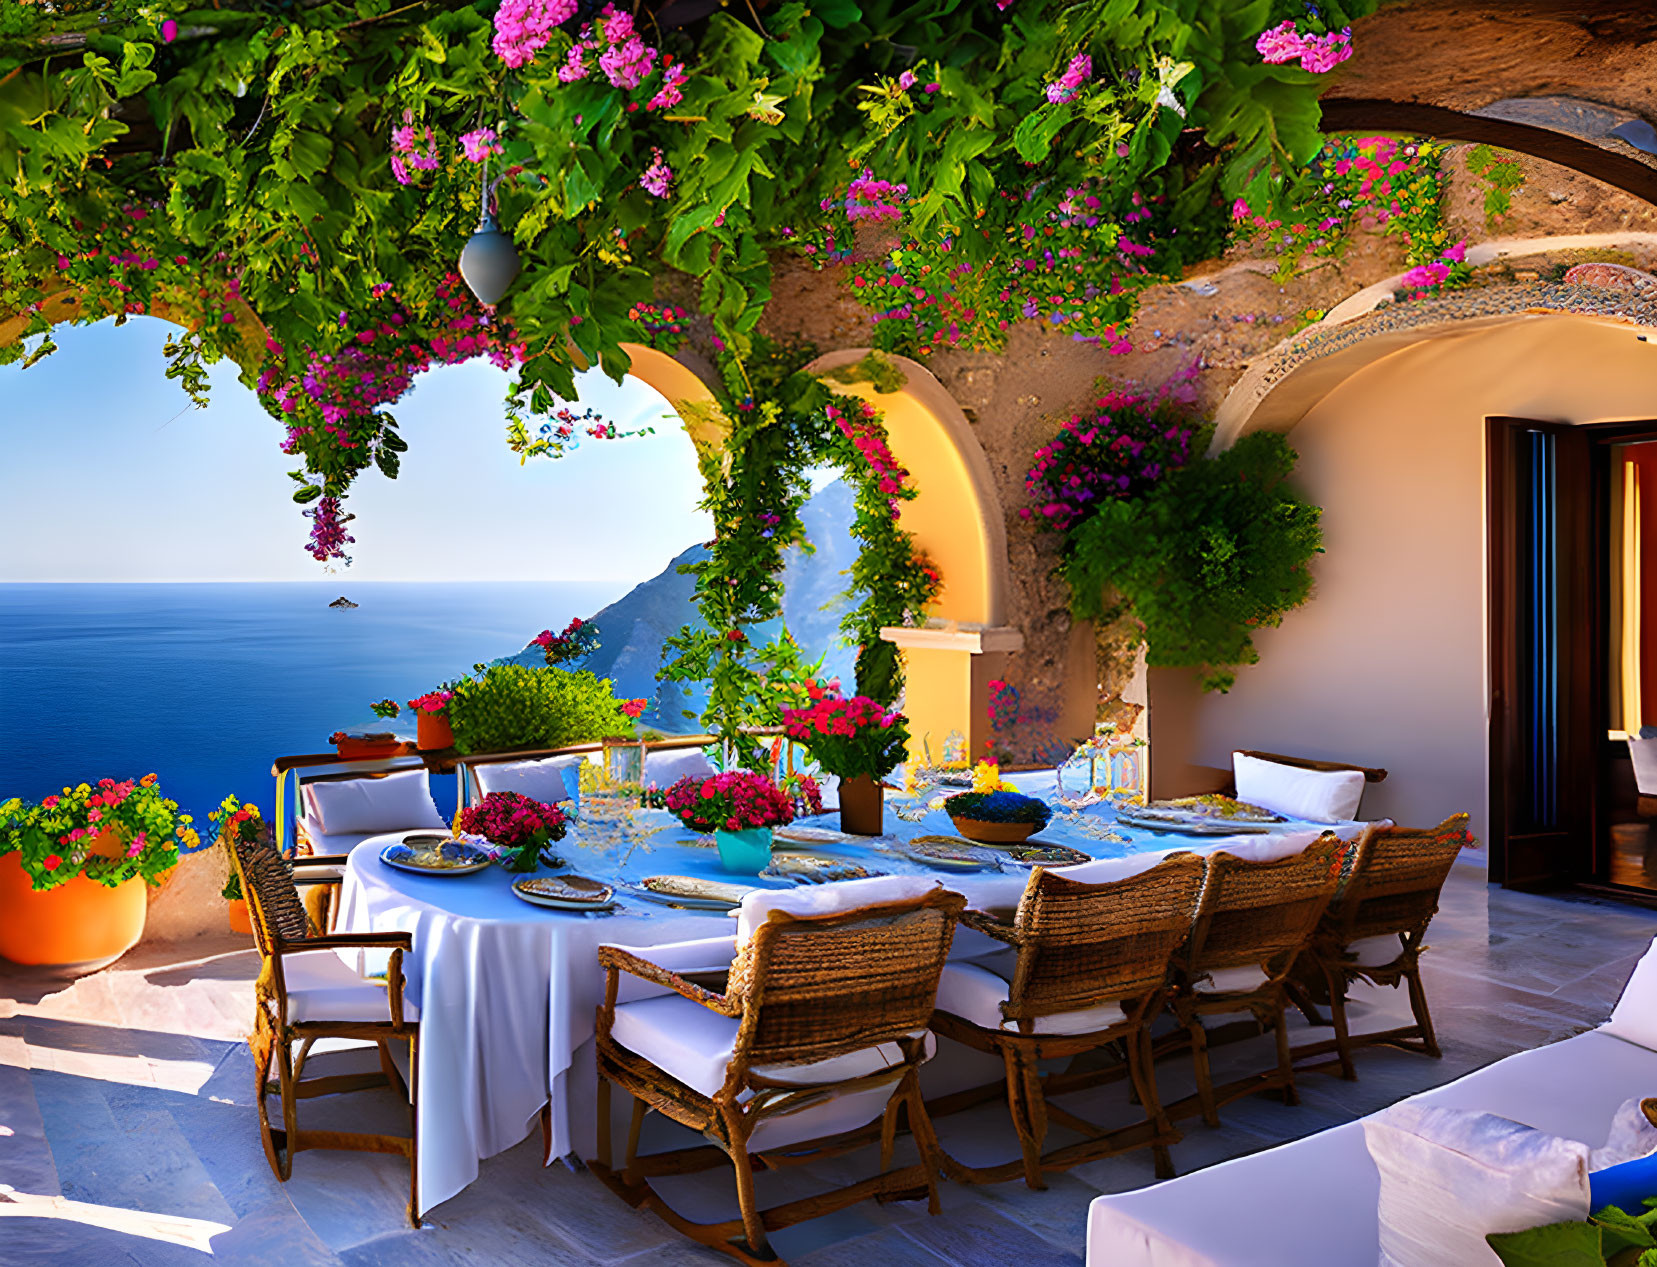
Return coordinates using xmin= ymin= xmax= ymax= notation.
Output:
xmin=901 ymin=1077 xmax=945 ymax=1215
xmin=1272 ymin=999 xmax=1299 ymax=1107
xmin=1324 ymin=962 xmax=1357 ymax=1081
xmin=406 ymin=1032 xmax=421 ymax=1229
xmin=1130 ymin=1027 xmax=1177 ymax=1181
xmin=597 ymin=1073 xmax=613 ymax=1171
xmin=1405 ymin=966 xmax=1442 ymax=1058
xmin=253 ymin=1025 xmax=282 ymax=1180
xmin=1002 ymin=1045 xmax=1048 ymax=1191
xmin=724 ymin=1114 xmax=770 ymax=1260
xmin=1186 ymin=1017 xmax=1220 ymax=1129
xmin=624 ymin=1098 xmax=647 ymax=1180
xmin=276 ymin=1039 xmax=299 ymax=1180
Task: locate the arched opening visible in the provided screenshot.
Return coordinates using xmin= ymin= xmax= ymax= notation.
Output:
xmin=1149 ymin=312 xmax=1657 ymax=897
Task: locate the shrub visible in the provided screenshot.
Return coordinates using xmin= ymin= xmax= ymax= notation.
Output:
xmin=1062 ymin=431 xmax=1323 ymax=692
xmin=0 ymin=775 xmax=189 ymax=892
xmin=446 ymin=663 xmax=635 ymax=755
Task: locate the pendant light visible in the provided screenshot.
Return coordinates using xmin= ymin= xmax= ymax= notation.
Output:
xmin=459 ymin=152 xmax=520 ymax=307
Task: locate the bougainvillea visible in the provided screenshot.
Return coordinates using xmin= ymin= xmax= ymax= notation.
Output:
xmin=533 ymin=616 xmax=602 ymax=667
xmin=663 ymin=770 xmax=794 ymax=834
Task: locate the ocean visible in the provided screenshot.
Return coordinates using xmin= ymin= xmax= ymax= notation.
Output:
xmin=0 ymin=582 xmax=626 ymax=838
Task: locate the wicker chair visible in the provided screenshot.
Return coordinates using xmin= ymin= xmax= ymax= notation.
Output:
xmin=1293 ymin=813 xmax=1472 ymax=1079
xmin=593 ymin=887 xmax=965 ymax=1266
xmin=928 ymin=852 xmax=1208 ymax=1190
xmin=1168 ymin=835 xmax=1342 ymax=1128
xmin=228 ymin=832 xmax=423 ymax=1225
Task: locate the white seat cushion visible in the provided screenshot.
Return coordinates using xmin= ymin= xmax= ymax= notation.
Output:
xmin=935 ymin=955 xmax=1128 ymax=1035
xmin=1347 ymin=934 xmax=1402 ymax=968
xmin=1233 ymin=754 xmax=1364 ymax=824
xmin=1197 ymin=965 xmax=1272 ymax=994
xmin=736 ymin=875 xmax=942 ymax=943
xmin=609 ymin=992 xmax=928 ymax=1098
xmin=302 ymin=769 xmax=446 ymax=836
xmin=642 ymin=748 xmax=716 ymax=789
xmin=283 ymin=949 xmax=418 ymax=1024
xmin=473 ymin=756 xmax=583 ymax=810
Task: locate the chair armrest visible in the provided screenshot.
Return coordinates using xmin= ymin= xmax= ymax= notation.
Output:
xmin=279 ymin=931 xmax=413 ymax=952
xmin=960 ymin=909 xmax=1021 ymax=944
xmin=597 ymin=943 xmax=739 ymax=1015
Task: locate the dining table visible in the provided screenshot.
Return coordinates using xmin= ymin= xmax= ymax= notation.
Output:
xmin=333 ymin=775 xmax=1366 ymax=1217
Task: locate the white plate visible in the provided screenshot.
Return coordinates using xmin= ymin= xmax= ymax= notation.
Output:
xmin=511 ymin=875 xmax=615 ymax=911
xmin=1116 ymin=810 xmax=1273 ymax=836
xmin=628 ymin=875 xmax=761 ymax=910
xmin=772 ymin=825 xmax=867 ymax=849
xmin=380 ymin=838 xmax=493 ymax=875
xmin=901 ymin=838 xmax=1001 ymax=871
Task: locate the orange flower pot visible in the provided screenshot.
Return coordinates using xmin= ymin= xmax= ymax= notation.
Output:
xmin=227 ymin=898 xmax=254 ymax=935
xmin=417 ymin=712 xmax=454 ymax=751
xmin=0 ymin=851 xmax=147 ymax=972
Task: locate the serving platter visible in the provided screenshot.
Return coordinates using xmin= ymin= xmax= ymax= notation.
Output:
xmin=511 ymin=874 xmax=616 ymax=911
xmin=629 ymin=875 xmax=758 ymax=911
xmin=1116 ymin=806 xmax=1274 ymax=836
xmin=901 ymin=837 xmax=1002 ymax=872
xmin=771 ymin=825 xmax=870 ymax=850
xmin=984 ymin=840 xmax=1092 ymax=867
xmin=380 ymin=837 xmax=493 ymax=875
xmin=762 ymin=855 xmax=878 ymax=884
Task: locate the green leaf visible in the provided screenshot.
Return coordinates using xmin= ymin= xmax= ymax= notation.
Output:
xmin=812 ymin=0 xmax=861 ymax=27
xmin=1012 ymin=103 xmax=1072 ymax=163
xmin=292 ymin=485 xmax=323 ymax=504
xmin=1487 ymin=1221 xmax=1606 ymax=1267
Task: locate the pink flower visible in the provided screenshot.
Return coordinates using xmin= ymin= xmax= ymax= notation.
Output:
xmin=42 ymin=795 xmax=58 ymax=809
xmin=1045 ymin=53 xmax=1091 ymax=105
xmin=647 ymin=63 xmax=688 ymax=111
xmin=640 ymin=148 xmax=672 ymax=198
xmin=160 ymin=18 xmax=179 ymax=43
xmin=896 ymin=70 xmax=916 ymax=91
xmin=459 ymin=128 xmax=501 ymax=163
xmin=1443 ymin=240 xmax=1467 ymax=263
xmin=1255 ymin=20 xmax=1308 ymax=64
xmin=1298 ymin=28 xmax=1353 ymax=74
xmin=620 ymin=698 xmax=647 ymax=719
xmin=1231 ymin=198 xmax=1250 ymax=221
xmin=492 ymin=0 xmax=579 ymax=68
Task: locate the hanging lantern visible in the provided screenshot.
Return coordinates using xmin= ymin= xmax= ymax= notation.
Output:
xmin=459 ymin=211 xmax=520 ymax=307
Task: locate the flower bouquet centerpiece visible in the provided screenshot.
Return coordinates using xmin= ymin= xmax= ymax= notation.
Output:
xmin=780 ymin=694 xmax=909 ymax=835
xmin=945 ymin=790 xmax=1053 ymax=845
xmin=407 ymin=688 xmax=456 ymax=751
xmin=455 ymin=791 xmax=567 ymax=872
xmin=0 ymin=774 xmax=192 ymax=969
xmin=663 ymin=771 xmax=795 ymax=874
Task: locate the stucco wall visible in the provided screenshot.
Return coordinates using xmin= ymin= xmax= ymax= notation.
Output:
xmin=1148 ymin=315 xmax=1657 ymax=847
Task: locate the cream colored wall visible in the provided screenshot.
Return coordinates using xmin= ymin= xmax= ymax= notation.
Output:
xmin=1150 ymin=316 xmax=1657 ymax=848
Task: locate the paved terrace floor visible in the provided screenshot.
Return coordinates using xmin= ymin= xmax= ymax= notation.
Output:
xmin=3 ymin=863 xmax=1655 ymax=1267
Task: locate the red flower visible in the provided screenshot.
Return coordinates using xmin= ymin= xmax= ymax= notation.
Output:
xmin=42 ymin=854 xmax=62 ymax=871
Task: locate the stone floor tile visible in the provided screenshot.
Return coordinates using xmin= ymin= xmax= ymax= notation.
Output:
xmin=792 ymin=1225 xmax=955 ymax=1267
xmin=0 ymin=1061 xmax=62 ymax=1196
xmin=895 ymin=1194 xmax=1084 ymax=1267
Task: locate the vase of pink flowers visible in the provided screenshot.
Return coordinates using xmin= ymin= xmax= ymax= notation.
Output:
xmin=455 ymin=791 xmax=567 ymax=872
xmin=780 ymin=694 xmax=908 ymax=835
xmin=408 ymin=689 xmax=455 ymax=751
xmin=663 ymin=771 xmax=796 ymax=874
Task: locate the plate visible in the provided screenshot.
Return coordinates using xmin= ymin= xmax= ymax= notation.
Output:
xmin=1157 ymin=795 xmax=1286 ymax=824
xmin=762 ymin=855 xmax=878 ymax=884
xmin=380 ymin=838 xmax=492 ymax=875
xmin=630 ymin=875 xmax=758 ymax=910
xmin=511 ymin=875 xmax=615 ymax=910
xmin=772 ymin=825 xmax=867 ymax=849
xmin=1116 ymin=807 xmax=1274 ymax=836
xmin=902 ymin=837 xmax=1002 ymax=872
xmin=987 ymin=841 xmax=1092 ymax=867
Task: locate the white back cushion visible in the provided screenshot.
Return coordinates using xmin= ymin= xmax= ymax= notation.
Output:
xmin=1364 ymin=1102 xmax=1590 ymax=1267
xmin=474 ymin=755 xmax=582 ymax=808
xmin=736 ymin=875 xmax=941 ymax=943
xmin=1601 ymin=934 xmax=1657 ymax=1051
xmin=303 ymin=768 xmax=445 ymax=836
xmin=1234 ymin=753 xmax=1365 ymax=823
xmin=643 ymin=747 xmax=716 ymax=788
xmin=1210 ymin=827 xmax=1328 ymax=864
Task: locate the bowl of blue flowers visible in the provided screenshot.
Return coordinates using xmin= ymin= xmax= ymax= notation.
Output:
xmin=945 ymin=791 xmax=1053 ymax=844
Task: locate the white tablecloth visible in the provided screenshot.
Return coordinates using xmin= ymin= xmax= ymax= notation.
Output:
xmin=337 ymin=802 xmax=1367 ymax=1215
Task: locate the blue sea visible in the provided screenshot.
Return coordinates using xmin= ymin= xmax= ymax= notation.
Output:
xmin=0 ymin=582 xmax=625 ymax=837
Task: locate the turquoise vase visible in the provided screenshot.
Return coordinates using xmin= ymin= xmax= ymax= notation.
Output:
xmin=713 ymin=827 xmax=773 ymax=874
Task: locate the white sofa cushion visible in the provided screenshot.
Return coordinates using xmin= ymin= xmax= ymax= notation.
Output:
xmin=302 ymin=769 xmax=446 ymax=836
xmin=1233 ymin=753 xmax=1364 ymax=824
xmin=935 ymin=954 xmax=1128 ymax=1035
xmin=1365 ymin=1102 xmax=1591 ymax=1267
xmin=1211 ymin=828 xmax=1328 ymax=863
xmin=473 ymin=756 xmax=582 ymax=810
xmin=735 ymin=875 xmax=941 ymax=943
xmin=283 ymin=949 xmax=419 ymax=1024
xmin=1602 ymin=935 xmax=1657 ymax=1052
xmin=642 ymin=748 xmax=716 ymax=789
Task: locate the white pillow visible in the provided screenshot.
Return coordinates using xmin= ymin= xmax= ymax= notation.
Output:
xmin=1233 ymin=753 xmax=1365 ymax=823
xmin=736 ymin=875 xmax=942 ymax=943
xmin=473 ymin=756 xmax=582 ymax=809
xmin=1209 ymin=827 xmax=1327 ymax=864
xmin=1364 ymin=1102 xmax=1591 ymax=1267
xmin=303 ymin=769 xmax=446 ymax=836
xmin=643 ymin=747 xmax=716 ymax=788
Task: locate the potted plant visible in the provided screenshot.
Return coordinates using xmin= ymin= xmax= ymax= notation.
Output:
xmin=408 ymin=689 xmax=456 ymax=751
xmin=663 ymin=771 xmax=796 ymax=874
xmin=945 ymin=790 xmax=1053 ymax=844
xmin=455 ymin=791 xmax=567 ymax=872
xmin=781 ymin=694 xmax=909 ymax=835
xmin=208 ymin=794 xmax=263 ymax=934
xmin=0 ymin=775 xmax=191 ymax=970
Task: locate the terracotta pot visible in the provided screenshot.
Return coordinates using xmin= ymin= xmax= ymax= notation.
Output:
xmin=838 ymin=775 xmax=885 ymax=836
xmin=950 ymin=817 xmax=1039 ymax=844
xmin=417 ymin=712 xmax=454 ymax=751
xmin=228 ymin=898 xmax=254 ymax=935
xmin=0 ymin=851 xmax=147 ymax=972
xmin=334 ymin=735 xmax=404 ymax=760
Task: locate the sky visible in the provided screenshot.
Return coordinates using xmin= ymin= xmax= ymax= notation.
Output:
xmin=0 ymin=316 xmax=713 ymax=583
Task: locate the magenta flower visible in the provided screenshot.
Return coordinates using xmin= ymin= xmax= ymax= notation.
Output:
xmin=160 ymin=18 xmax=179 ymax=42
xmin=492 ymin=0 xmax=579 ymax=68
xmin=640 ymin=148 xmax=672 ymax=198
xmin=1255 ymin=20 xmax=1308 ymax=64
xmin=459 ymin=128 xmax=501 ymax=163
xmin=1045 ymin=53 xmax=1091 ymax=105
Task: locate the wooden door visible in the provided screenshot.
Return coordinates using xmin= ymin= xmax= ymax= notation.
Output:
xmin=1487 ymin=417 xmax=1595 ymax=889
